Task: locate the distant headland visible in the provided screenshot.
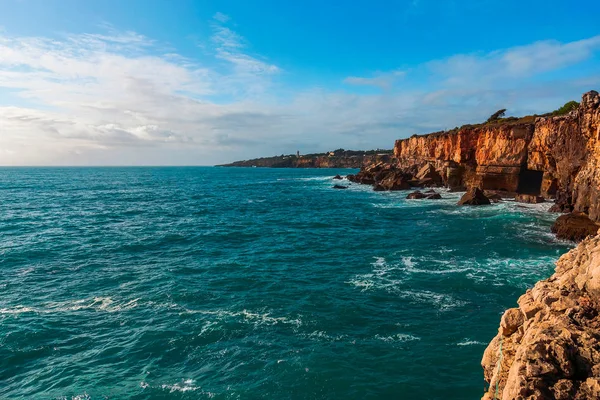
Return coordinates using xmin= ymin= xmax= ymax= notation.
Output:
xmin=217 ymin=149 xmax=393 ymax=168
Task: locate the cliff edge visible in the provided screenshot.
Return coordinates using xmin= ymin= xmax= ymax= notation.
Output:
xmin=481 ymin=232 xmax=600 ymax=399
xmin=392 ymin=90 xmax=600 ymax=220
xmin=479 ymin=91 xmax=600 ymax=398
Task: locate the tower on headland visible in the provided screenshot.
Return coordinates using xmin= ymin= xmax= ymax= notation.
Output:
xmin=297 ymin=150 xmax=300 ymax=157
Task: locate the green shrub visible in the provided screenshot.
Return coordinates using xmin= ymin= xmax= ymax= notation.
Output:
xmin=551 ymin=100 xmax=579 ymax=116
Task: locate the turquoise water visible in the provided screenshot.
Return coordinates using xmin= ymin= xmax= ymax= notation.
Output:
xmin=0 ymin=167 xmax=571 ymax=399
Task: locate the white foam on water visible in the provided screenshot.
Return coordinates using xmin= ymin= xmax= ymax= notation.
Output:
xmin=0 ymin=296 xmax=139 ymax=315
xmin=71 ymin=394 xmax=91 ymax=400
xmin=0 ymin=306 xmax=36 ymax=314
xmin=346 ymin=256 xmax=406 ymax=291
xmin=294 ymin=176 xmax=333 ymax=182
xmin=17 ymin=267 xmax=35 ymax=276
xmin=456 ymin=339 xmax=486 ymax=346
xmin=301 ymin=330 xmax=347 ymax=342
xmin=399 ymin=290 xmax=467 ymax=311
xmin=180 ymin=308 xmax=303 ymax=327
xmin=375 ymin=333 xmax=421 ymax=342
xmin=161 ymin=379 xmax=199 ymax=393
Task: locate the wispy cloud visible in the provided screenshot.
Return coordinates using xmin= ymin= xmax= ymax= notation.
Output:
xmin=344 ymin=70 xmax=406 ymax=90
xmin=429 ymin=35 xmax=600 ymax=86
xmin=0 ymin=16 xmax=599 ymax=166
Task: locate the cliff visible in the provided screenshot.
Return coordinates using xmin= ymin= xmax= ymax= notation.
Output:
xmin=481 ymin=233 xmax=600 ymax=399
xmin=218 ymin=150 xmax=393 ymax=168
xmin=389 ymin=90 xmax=600 ymax=222
xmin=477 ymin=92 xmax=600 ymax=399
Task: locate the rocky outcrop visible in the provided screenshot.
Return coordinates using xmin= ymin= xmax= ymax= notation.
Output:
xmin=405 ymin=190 xmax=442 ymax=200
xmin=479 ymin=91 xmax=600 ymax=399
xmin=457 ymin=188 xmax=491 ymax=205
xmin=347 ymin=162 xmax=412 ymax=191
xmin=515 ymin=194 xmax=545 ymax=204
xmin=387 ymin=91 xmax=600 ymax=221
xmin=481 ymin=234 xmax=600 ymax=400
xmin=394 ymin=123 xmax=535 ymax=192
xmin=551 ymin=213 xmax=600 ymax=242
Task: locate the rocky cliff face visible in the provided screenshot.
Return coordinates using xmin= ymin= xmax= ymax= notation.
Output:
xmin=481 ymin=233 xmax=600 ymax=400
xmin=392 ymin=90 xmax=600 ymax=222
xmin=394 ymin=124 xmax=536 ymax=193
xmin=479 ymin=92 xmax=600 ymax=398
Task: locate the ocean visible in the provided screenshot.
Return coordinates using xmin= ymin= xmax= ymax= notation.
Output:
xmin=0 ymin=167 xmax=571 ymax=399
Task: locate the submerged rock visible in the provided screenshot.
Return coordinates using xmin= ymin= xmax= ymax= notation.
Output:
xmin=551 ymin=212 xmax=600 ymax=242
xmin=482 ymin=234 xmax=600 ymax=400
xmin=406 ymin=191 xmax=426 ymax=199
xmin=457 ymin=188 xmax=491 ymax=205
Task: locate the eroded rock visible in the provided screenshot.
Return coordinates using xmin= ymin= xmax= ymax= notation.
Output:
xmin=481 ymin=235 xmax=600 ymax=400
xmin=515 ymin=194 xmax=545 ymax=204
xmin=551 ymin=212 xmax=600 ymax=242
xmin=457 ymin=188 xmax=491 ymax=205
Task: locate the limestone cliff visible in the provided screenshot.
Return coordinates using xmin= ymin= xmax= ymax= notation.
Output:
xmin=481 ymin=233 xmax=600 ymax=400
xmin=394 ymin=123 xmax=535 ymax=193
xmin=390 ymin=90 xmax=600 ymax=222
xmin=479 ymin=92 xmax=600 ymax=398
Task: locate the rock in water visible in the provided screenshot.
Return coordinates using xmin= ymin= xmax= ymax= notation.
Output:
xmin=333 ymin=175 xmax=343 ymax=180
xmin=406 ymin=191 xmax=426 ymax=199
xmin=515 ymin=194 xmax=545 ymax=204
xmin=484 ymin=191 xmax=503 ymax=203
xmin=425 ymin=193 xmax=442 ymax=199
xmin=332 ymin=185 xmax=348 ymax=190
xmin=551 ymin=212 xmax=600 ymax=242
xmin=457 ymin=188 xmax=491 ymax=205
xmin=481 ymin=235 xmax=600 ymax=400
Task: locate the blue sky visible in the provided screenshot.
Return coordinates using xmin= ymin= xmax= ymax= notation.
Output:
xmin=1 ymin=0 xmax=599 ymax=165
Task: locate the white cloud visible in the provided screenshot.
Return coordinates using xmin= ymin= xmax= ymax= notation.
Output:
xmin=0 ymin=18 xmax=599 ymax=166
xmin=343 ymin=70 xmax=405 ymax=90
xmin=213 ymin=12 xmax=231 ymax=23
xmin=428 ymin=35 xmax=600 ymax=87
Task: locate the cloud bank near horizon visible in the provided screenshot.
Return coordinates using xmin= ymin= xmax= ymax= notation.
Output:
xmin=1 ymin=14 xmax=599 ymax=165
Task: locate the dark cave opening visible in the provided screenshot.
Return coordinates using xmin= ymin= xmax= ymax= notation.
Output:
xmin=517 ymin=169 xmax=544 ymax=195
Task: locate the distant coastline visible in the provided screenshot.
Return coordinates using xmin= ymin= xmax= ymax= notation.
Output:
xmin=217 ymin=149 xmax=393 ymax=169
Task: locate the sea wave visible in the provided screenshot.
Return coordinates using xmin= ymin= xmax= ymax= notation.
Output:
xmin=375 ymin=333 xmax=421 ymax=342
xmin=0 ymin=297 xmax=139 ymax=315
xmin=179 ymin=308 xmax=303 ymax=327
xmin=456 ymin=339 xmax=486 ymax=346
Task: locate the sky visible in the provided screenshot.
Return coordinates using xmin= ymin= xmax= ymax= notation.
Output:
xmin=0 ymin=0 xmax=599 ymax=165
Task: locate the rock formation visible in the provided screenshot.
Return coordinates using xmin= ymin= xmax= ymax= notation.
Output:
xmin=515 ymin=194 xmax=545 ymax=204
xmin=479 ymin=91 xmax=600 ymax=399
xmin=552 ymin=213 xmax=600 ymax=242
xmin=347 ymin=163 xmax=412 ymax=191
xmin=349 ymin=91 xmax=600 ymax=226
xmin=457 ymin=188 xmax=491 ymax=205
xmin=481 ymin=233 xmax=600 ymax=400
xmin=398 ymin=91 xmax=599 ymax=219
